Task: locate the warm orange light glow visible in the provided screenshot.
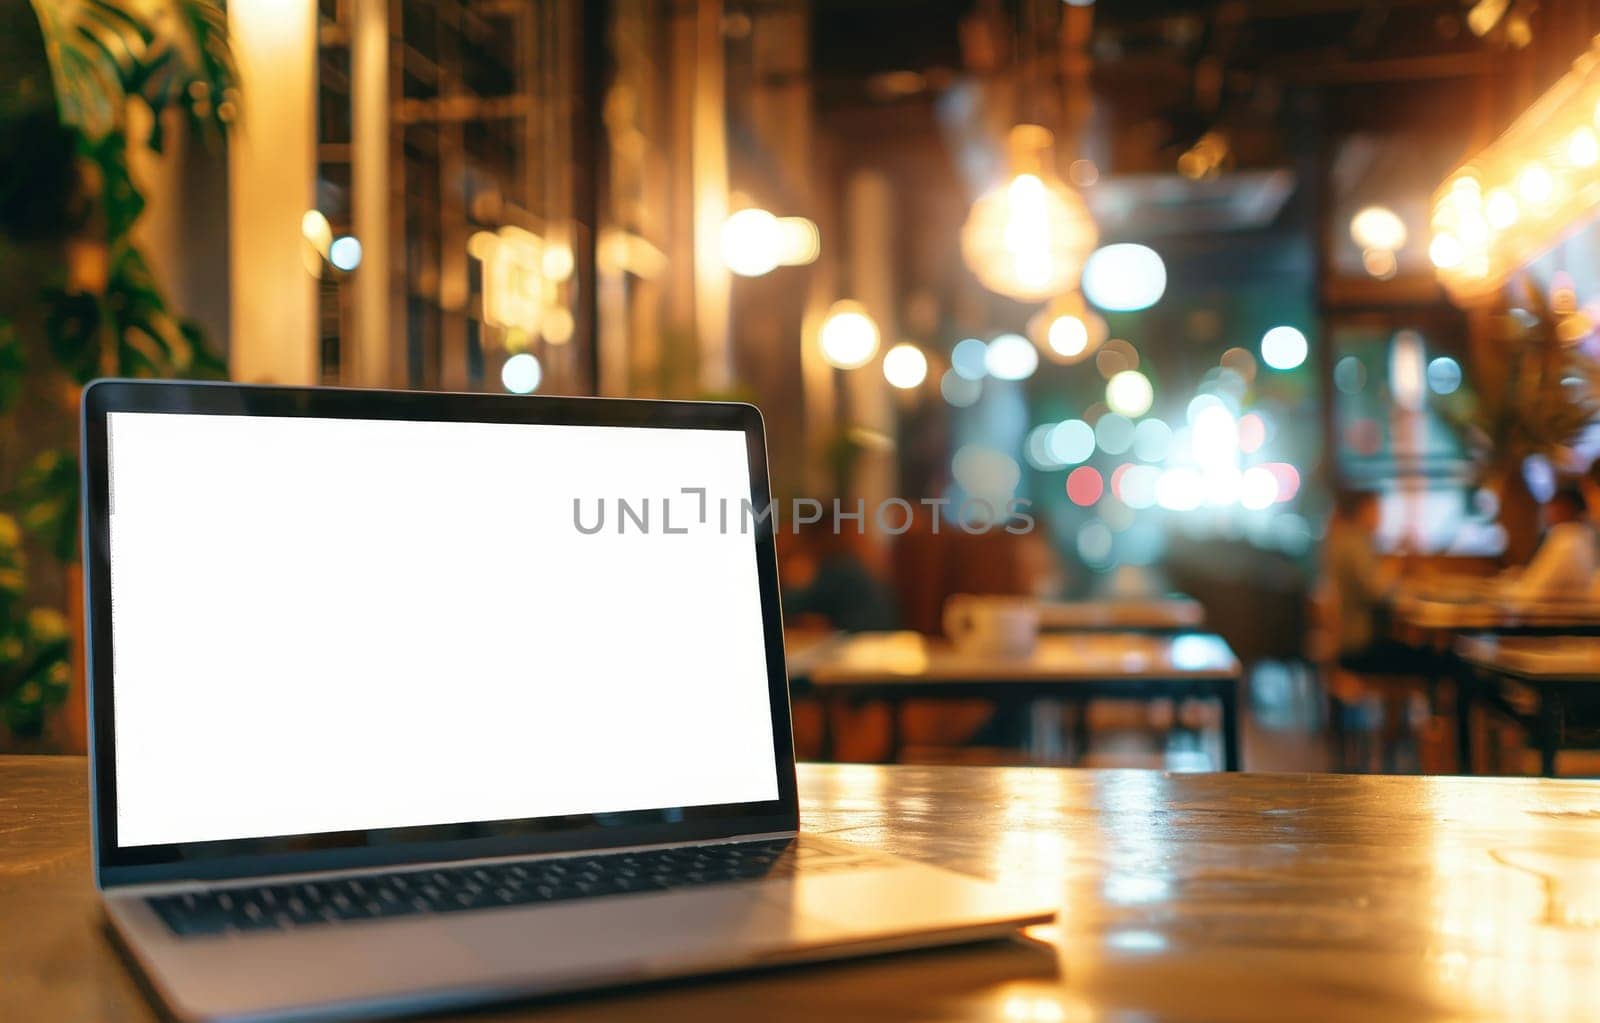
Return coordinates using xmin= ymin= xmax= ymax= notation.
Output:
xmin=1431 ymin=35 xmax=1600 ymax=299
xmin=819 ymin=300 xmax=880 ymax=369
xmin=960 ymin=125 xmax=1097 ymax=302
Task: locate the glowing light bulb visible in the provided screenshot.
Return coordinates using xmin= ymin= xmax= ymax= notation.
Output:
xmin=721 ymin=208 xmax=782 ymax=276
xmin=1484 ymin=189 xmax=1518 ymax=230
xmin=819 ymin=301 xmax=880 ymax=369
xmin=1517 ymin=163 xmax=1554 ymax=205
xmin=883 ymin=343 xmax=929 ymax=389
xmin=1047 ymin=315 xmax=1089 ymax=358
xmin=1349 ymin=206 xmax=1406 ymax=251
xmin=959 ymin=126 xmax=1098 ymax=302
xmin=1429 ymin=233 xmax=1464 ymax=269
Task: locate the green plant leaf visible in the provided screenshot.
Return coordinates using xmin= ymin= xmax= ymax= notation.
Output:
xmin=16 ymin=448 xmax=79 ymax=564
xmin=27 ymin=0 xmax=239 ymax=143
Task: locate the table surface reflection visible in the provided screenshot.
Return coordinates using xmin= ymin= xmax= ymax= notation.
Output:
xmin=1457 ymin=635 xmax=1600 ymax=680
xmin=5 ymin=756 xmax=1600 ymax=1021
xmin=804 ymin=631 xmax=1240 ymax=684
xmin=1035 ymin=597 xmax=1205 ymax=632
xmin=1393 ymin=581 xmax=1600 ymax=631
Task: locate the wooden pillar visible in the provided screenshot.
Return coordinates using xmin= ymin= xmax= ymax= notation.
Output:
xmin=692 ymin=0 xmax=731 ymax=394
xmin=351 ymin=0 xmax=391 ymax=387
xmin=845 ymin=169 xmax=897 ymax=530
xmin=226 ymin=0 xmax=318 ymax=384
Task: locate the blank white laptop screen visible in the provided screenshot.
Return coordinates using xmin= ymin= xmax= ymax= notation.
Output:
xmin=106 ymin=412 xmax=780 ymax=848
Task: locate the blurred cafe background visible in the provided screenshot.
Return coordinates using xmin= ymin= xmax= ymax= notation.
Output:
xmin=7 ymin=0 xmax=1600 ymax=775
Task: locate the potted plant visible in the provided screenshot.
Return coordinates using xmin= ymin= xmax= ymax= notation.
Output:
xmin=0 ymin=0 xmax=235 ymax=750
xmin=1449 ymin=278 xmax=1600 ymax=564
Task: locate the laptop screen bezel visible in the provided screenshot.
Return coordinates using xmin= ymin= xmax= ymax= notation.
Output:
xmin=82 ymin=380 xmax=800 ymax=888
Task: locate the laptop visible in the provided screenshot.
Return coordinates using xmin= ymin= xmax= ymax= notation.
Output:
xmin=80 ymin=380 xmax=1055 ymax=1022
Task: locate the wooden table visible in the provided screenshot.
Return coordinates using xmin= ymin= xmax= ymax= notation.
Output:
xmin=1388 ymin=587 xmax=1600 ymax=772
xmin=1035 ymin=596 xmax=1204 ymax=632
xmin=1456 ymin=636 xmax=1600 ymax=777
xmin=792 ymin=632 xmax=1242 ymax=770
xmin=7 ymin=756 xmax=1600 ymax=1022
xmin=1393 ymin=592 xmax=1600 ymax=635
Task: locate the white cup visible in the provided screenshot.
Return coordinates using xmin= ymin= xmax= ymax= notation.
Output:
xmin=942 ymin=594 xmax=1039 ymax=657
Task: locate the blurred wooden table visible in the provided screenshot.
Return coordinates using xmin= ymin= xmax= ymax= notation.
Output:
xmin=1392 ymin=586 xmax=1600 ymax=636
xmin=7 ymin=757 xmax=1600 ymax=1021
xmin=1035 ymin=596 xmax=1204 ymax=632
xmin=793 ymin=632 xmax=1242 ymax=769
xmin=1387 ymin=585 xmax=1600 ymax=772
xmin=1457 ymin=636 xmax=1600 ymax=777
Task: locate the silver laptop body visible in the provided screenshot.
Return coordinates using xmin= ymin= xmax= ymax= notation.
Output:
xmin=80 ymin=381 xmax=1053 ymax=1022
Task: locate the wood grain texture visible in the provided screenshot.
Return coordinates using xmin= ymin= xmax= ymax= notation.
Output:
xmin=5 ymin=756 xmax=1600 ymax=1021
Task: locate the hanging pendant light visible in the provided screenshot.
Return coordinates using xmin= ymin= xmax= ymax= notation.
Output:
xmin=960 ymin=124 xmax=1098 ymax=303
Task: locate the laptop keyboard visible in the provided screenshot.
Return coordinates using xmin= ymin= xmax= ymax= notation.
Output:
xmin=148 ymin=839 xmax=848 ymax=938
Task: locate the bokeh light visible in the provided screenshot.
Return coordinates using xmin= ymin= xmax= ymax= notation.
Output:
xmin=1260 ymin=325 xmax=1308 ymax=370
xmin=1049 ymin=419 xmax=1096 ymax=464
xmin=1238 ymin=412 xmax=1266 ymax=454
xmin=951 ymin=338 xmax=988 ymax=380
xmin=1239 ymin=466 xmax=1280 ymax=510
xmin=1220 ymin=346 xmax=1257 ymax=383
xmin=1334 ymin=355 xmax=1367 ymax=394
xmin=1025 ymin=425 xmax=1063 ymax=470
xmin=1263 ymin=462 xmax=1302 ymax=502
xmin=1427 ymin=356 xmax=1462 ymax=395
xmin=721 ymin=208 xmax=782 ymax=276
xmin=1095 ymin=413 xmax=1136 ymax=455
xmin=985 ymin=333 xmax=1039 ymax=380
xmin=1349 ymin=205 xmax=1407 ymax=251
xmin=1156 ymin=468 xmax=1204 ymax=511
xmin=1095 ymin=339 xmax=1139 ymax=379
xmin=819 ymin=301 xmax=880 ymax=369
xmin=1105 ymin=370 xmax=1154 ymax=417
xmin=329 ymin=235 xmax=363 ymax=272
xmin=501 ymin=352 xmax=542 ymax=394
xmin=1132 ymin=418 xmax=1172 ymax=462
xmin=1191 ymin=404 xmax=1238 ymax=455
xmin=1066 ymin=466 xmax=1105 ymax=506
xmin=1047 ymin=315 xmax=1090 ymax=358
xmin=883 ymin=343 xmax=928 ymax=389
xmin=1082 ymin=243 xmax=1167 ymax=311
xmin=960 ymin=136 xmax=1099 ymax=303
xmin=953 ymin=445 xmax=1022 ymax=502
xmin=1077 ymin=520 xmax=1114 ymax=565
xmin=940 ymin=369 xmax=981 ymax=407
xmin=1118 ymin=464 xmax=1160 ymax=509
